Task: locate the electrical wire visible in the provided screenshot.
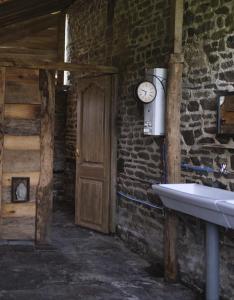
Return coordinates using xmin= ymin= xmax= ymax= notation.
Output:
xmin=146 ymin=73 xmax=167 ymax=96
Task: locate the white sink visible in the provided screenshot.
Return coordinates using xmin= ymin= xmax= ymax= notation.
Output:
xmin=152 ymin=183 xmax=234 ymax=228
xmin=217 ymin=200 xmax=234 ymax=229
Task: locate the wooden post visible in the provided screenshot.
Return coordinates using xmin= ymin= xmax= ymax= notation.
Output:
xmin=164 ymin=0 xmax=184 ymax=282
xmin=36 ymin=69 xmax=55 ymax=244
xmin=0 ymin=67 xmax=5 ymax=236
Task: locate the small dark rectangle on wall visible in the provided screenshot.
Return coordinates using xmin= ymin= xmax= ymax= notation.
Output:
xmin=11 ymin=177 xmax=30 ymax=203
xmin=217 ymin=92 xmax=234 ymax=136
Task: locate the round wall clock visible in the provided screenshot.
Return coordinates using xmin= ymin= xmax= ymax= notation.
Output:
xmin=136 ymin=81 xmax=157 ymax=103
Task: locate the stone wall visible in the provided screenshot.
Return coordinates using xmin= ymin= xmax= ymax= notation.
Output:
xmin=66 ymin=0 xmax=172 ymax=250
xmin=66 ymin=0 xmax=234 ymax=298
xmin=179 ymin=0 xmax=234 ymax=298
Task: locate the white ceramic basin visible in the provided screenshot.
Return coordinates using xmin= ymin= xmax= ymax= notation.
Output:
xmin=152 ymin=183 xmax=234 ymax=228
xmin=217 ymin=200 xmax=234 ymax=229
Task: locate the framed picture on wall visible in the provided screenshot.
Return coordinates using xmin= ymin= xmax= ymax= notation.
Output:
xmin=217 ymin=91 xmax=234 ymax=136
xmin=11 ymin=177 xmax=30 ymax=203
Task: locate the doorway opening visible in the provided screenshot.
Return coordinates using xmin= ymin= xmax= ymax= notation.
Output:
xmin=53 ymin=72 xmax=117 ymax=236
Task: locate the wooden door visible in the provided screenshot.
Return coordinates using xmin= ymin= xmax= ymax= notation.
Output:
xmin=75 ymin=77 xmax=112 ymax=233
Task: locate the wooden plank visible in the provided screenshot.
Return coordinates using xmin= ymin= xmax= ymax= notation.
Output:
xmin=3 ymin=172 xmax=40 ymax=187
xmin=5 ymin=84 xmax=40 ymax=104
xmin=4 ymin=135 xmax=40 ymax=150
xmin=4 ymin=119 xmax=40 ymax=135
xmin=0 ymin=67 xmax=5 ymax=230
xmin=6 ymin=27 xmax=59 ymax=51
xmin=5 ymin=68 xmax=40 ymax=104
xmin=36 ymin=69 xmax=55 ymax=244
xmin=5 ymin=67 xmax=39 ymax=81
xmin=0 ymin=51 xmax=58 ymax=63
xmin=0 ymin=47 xmax=57 ymax=56
xmin=0 ymin=0 xmax=74 ymax=28
xmin=1 ymin=217 xmax=35 ymax=240
xmin=3 ymin=150 xmax=40 ymax=172
xmin=2 ymin=186 xmax=37 ymax=203
xmin=164 ymin=0 xmax=184 ymax=282
xmin=0 ymin=13 xmax=60 ymax=45
xmin=0 ymin=61 xmax=118 ymax=74
xmin=2 ymin=202 xmax=36 ymax=218
xmin=164 ymin=60 xmax=183 ymax=282
xmin=5 ymin=104 xmax=41 ymax=119
xmin=170 ymin=0 xmax=184 ymax=54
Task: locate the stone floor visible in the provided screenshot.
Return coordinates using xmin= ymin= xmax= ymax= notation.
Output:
xmin=0 ymin=207 xmax=198 ymax=300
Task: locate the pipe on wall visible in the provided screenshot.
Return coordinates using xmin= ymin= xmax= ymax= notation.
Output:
xmin=117 ymin=191 xmax=164 ymax=214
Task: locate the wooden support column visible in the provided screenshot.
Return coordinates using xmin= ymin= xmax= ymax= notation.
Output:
xmin=164 ymin=0 xmax=184 ymax=282
xmin=0 ymin=67 xmax=5 ymax=233
xmin=36 ymin=69 xmax=55 ymax=244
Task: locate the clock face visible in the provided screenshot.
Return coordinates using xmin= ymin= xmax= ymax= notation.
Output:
xmin=136 ymin=81 xmax=157 ymax=103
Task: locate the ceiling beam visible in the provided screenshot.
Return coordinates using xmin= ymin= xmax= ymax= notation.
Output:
xmin=0 ymin=13 xmax=60 ymax=44
xmin=0 ymin=61 xmax=118 ymax=75
xmin=0 ymin=0 xmax=74 ymax=28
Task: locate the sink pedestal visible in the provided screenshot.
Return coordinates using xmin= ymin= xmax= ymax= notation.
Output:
xmin=152 ymin=183 xmax=234 ymax=300
xmin=206 ymin=222 xmax=219 ymax=300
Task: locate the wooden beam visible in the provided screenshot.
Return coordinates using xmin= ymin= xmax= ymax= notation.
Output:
xmin=5 ymin=104 xmax=41 ymax=120
xmin=0 ymin=67 xmax=5 ymax=229
xmin=0 ymin=13 xmax=60 ymax=45
xmin=0 ymin=0 xmax=74 ymax=28
xmin=4 ymin=135 xmax=40 ymax=151
xmin=0 ymin=61 xmax=118 ymax=75
xmin=170 ymin=0 xmax=184 ymax=53
xmin=2 ymin=202 xmax=36 ymax=218
xmin=3 ymin=150 xmax=40 ymax=173
xmin=36 ymin=70 xmax=55 ymax=244
xmin=164 ymin=0 xmax=184 ymax=282
xmin=174 ymin=0 xmax=184 ymax=53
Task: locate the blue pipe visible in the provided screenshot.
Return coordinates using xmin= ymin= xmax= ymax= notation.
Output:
xmin=117 ymin=191 xmax=164 ymax=212
xmin=181 ymin=163 xmax=215 ymax=174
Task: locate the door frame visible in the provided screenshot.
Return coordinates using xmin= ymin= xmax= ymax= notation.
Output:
xmin=75 ymin=74 xmax=118 ymax=233
xmin=0 ymin=62 xmax=118 ymax=242
xmin=109 ymin=74 xmax=118 ymax=233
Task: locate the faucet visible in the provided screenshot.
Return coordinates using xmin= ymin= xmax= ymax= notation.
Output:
xmin=219 ymin=163 xmax=228 ymax=175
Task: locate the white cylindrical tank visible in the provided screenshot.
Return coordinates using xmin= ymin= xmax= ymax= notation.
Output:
xmin=144 ymin=68 xmax=167 ymax=136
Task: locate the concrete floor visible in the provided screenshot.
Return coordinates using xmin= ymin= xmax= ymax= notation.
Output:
xmin=0 ymin=208 xmax=198 ymax=300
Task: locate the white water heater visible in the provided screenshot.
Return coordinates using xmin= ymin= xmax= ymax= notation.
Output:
xmin=144 ymin=68 xmax=167 ymax=136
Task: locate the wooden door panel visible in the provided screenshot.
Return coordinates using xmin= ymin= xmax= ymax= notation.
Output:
xmin=82 ymin=84 xmax=105 ymax=163
xmin=76 ymin=77 xmax=111 ymax=233
xmin=79 ymin=178 xmax=103 ymax=227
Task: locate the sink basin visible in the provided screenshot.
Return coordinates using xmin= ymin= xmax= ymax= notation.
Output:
xmin=217 ymin=200 xmax=234 ymax=229
xmin=152 ymin=183 xmax=234 ymax=228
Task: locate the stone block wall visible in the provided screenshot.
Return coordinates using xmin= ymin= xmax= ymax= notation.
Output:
xmin=182 ymin=0 xmax=234 ymax=189
xmin=66 ymin=0 xmax=171 ymax=261
xmin=179 ymin=1 xmax=234 ymax=298
xmin=65 ymin=0 xmax=234 ymax=298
